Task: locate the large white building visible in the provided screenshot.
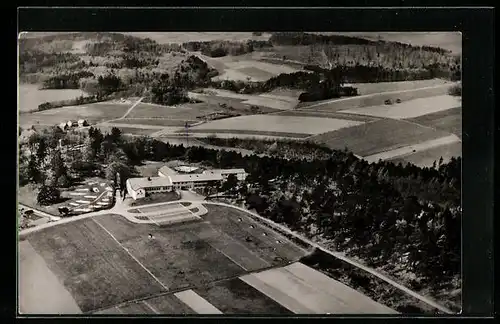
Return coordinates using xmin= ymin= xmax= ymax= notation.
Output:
xmin=126 ymin=168 xmax=247 ymax=200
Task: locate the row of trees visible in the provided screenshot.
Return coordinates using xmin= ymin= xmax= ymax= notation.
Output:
xmin=269 ymin=32 xmax=451 ymax=55
xmin=182 ymin=40 xmax=273 ymax=57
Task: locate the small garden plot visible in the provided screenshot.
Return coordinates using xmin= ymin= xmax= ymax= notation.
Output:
xmin=310 ymin=118 xmax=451 ymax=156
xmin=339 ymin=95 xmax=461 ymax=119
xmin=190 ymin=115 xmax=364 ymax=136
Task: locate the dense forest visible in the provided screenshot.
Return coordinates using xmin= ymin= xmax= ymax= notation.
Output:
xmin=19 ymin=126 xmax=461 ymax=311
xmin=20 ymin=32 xmax=461 ymax=110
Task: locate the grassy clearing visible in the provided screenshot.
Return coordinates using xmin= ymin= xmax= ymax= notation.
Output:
xmin=19 ymin=240 xmax=82 ymax=314
xmin=185 ymin=128 xmax=311 ymax=139
xmin=141 ymin=294 xmax=197 ymax=314
xmin=94 ymin=214 xmax=245 ymax=290
xmin=194 ymin=278 xmax=292 ymax=314
xmin=349 ymin=79 xmax=452 ymax=96
xmin=126 ymin=102 xmax=223 ymax=120
xmin=19 ymin=84 xmax=87 ymax=113
xmin=19 ymin=102 xmax=130 ymax=128
xmin=407 ymin=107 xmax=462 ymax=138
xmin=25 ymin=217 xmax=166 ymax=312
xmin=191 ymin=115 xmax=363 ymax=135
xmin=339 ymin=95 xmax=461 ymax=120
xmin=112 ymin=118 xmax=197 ymax=127
xmin=103 ymin=126 xmax=158 ymax=136
xmin=201 ymin=204 xmax=305 ymax=266
xmin=310 ymin=118 xmax=450 ymax=156
xmin=275 ymin=110 xmax=380 ymax=122
xmin=135 ymin=161 xmax=165 ymax=177
xmin=389 ymin=142 xmax=462 ymax=167
xmin=301 ymin=84 xmax=453 ymax=113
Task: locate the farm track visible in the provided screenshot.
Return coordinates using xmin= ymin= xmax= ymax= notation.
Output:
xmin=19 ymin=200 xmax=453 ymax=314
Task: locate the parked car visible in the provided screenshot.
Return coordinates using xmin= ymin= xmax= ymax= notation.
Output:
xmin=384 ymin=99 xmax=393 ymax=105
xmin=396 ymin=98 xmax=402 ymax=103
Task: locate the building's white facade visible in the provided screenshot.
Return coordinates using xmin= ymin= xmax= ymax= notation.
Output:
xmin=126 ymin=167 xmax=247 ymax=200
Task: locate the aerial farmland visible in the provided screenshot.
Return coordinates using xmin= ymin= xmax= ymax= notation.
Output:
xmin=18 ymin=31 xmax=462 ymax=316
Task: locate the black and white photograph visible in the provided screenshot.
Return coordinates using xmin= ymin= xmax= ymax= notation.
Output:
xmin=18 ymin=30 xmax=462 ymax=315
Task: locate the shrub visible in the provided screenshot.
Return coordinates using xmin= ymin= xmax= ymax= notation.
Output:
xmin=448 ymin=84 xmax=461 ymax=96
xmin=37 ymin=185 xmax=61 ymax=206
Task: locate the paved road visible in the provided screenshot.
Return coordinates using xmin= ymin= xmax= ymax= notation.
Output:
xmin=17 ymin=199 xmax=453 ymax=314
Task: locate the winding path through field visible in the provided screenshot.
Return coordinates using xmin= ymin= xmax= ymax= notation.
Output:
xmin=18 ymin=197 xmax=453 ymax=314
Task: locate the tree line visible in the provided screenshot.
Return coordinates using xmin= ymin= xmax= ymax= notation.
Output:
xmin=182 ymin=39 xmax=273 ymax=57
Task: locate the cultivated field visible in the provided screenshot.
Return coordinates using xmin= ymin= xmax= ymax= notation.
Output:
xmin=339 ymin=95 xmax=461 ymax=119
xmin=19 ymin=84 xmax=87 ymax=113
xmin=275 ymin=110 xmax=380 ymax=122
xmin=310 ymin=118 xmax=451 ymax=157
xmin=213 ymin=58 xmax=299 ymax=82
xmin=193 ymin=89 xmax=299 ymax=110
xmin=362 ymin=134 xmax=461 ymax=163
xmin=190 ymin=115 xmax=364 ymax=136
xmin=348 ymin=79 xmax=453 ymax=96
xmin=408 ymin=107 xmax=462 ymax=139
xmin=22 ymin=218 xmax=167 ymax=313
xmin=19 ymin=201 xmax=401 ymax=315
xmin=97 ymin=125 xmax=160 ymax=136
xmin=300 ymin=83 xmax=454 ymax=113
xmin=184 ymin=129 xmax=311 ymax=139
xmin=109 ymin=118 xmax=198 ymax=127
xmin=389 ymin=141 xmax=462 ymax=167
xmin=18 ymin=240 xmax=82 ymax=314
xmin=19 ymin=101 xmax=130 ymax=128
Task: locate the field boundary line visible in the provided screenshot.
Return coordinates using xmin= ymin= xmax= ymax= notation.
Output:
xmin=142 ymin=301 xmax=159 ymax=314
xmin=202 ymin=201 xmax=454 ymax=314
xmin=91 ymin=218 xmax=169 ymax=291
xmin=204 ymin=240 xmax=249 ymax=272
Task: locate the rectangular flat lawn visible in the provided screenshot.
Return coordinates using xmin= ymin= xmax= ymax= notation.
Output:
xmin=389 ymin=142 xmax=462 ymax=167
xmin=25 ymin=217 xmax=166 ymax=313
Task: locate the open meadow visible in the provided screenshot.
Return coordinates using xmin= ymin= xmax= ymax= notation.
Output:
xmin=408 ymin=107 xmax=462 ymax=139
xmin=190 ymin=115 xmax=364 ymax=137
xmin=19 ymin=84 xmax=87 ymax=113
xmin=300 ymin=83 xmax=454 ymax=113
xmin=389 ymin=141 xmax=462 ymax=167
xmin=126 ymin=32 xmax=271 ymax=44
xmin=339 ymin=95 xmax=461 ymax=120
xmin=310 ymin=118 xmax=452 ymax=157
xmin=19 ymin=101 xmax=130 ymax=128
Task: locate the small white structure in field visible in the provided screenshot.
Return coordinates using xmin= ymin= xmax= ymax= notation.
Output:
xmin=78 ymin=119 xmax=89 ymax=127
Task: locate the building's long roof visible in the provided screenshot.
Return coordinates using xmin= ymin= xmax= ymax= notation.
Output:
xmin=169 ymin=173 xmax=223 ymax=183
xmin=126 ymin=177 xmax=172 ymax=191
